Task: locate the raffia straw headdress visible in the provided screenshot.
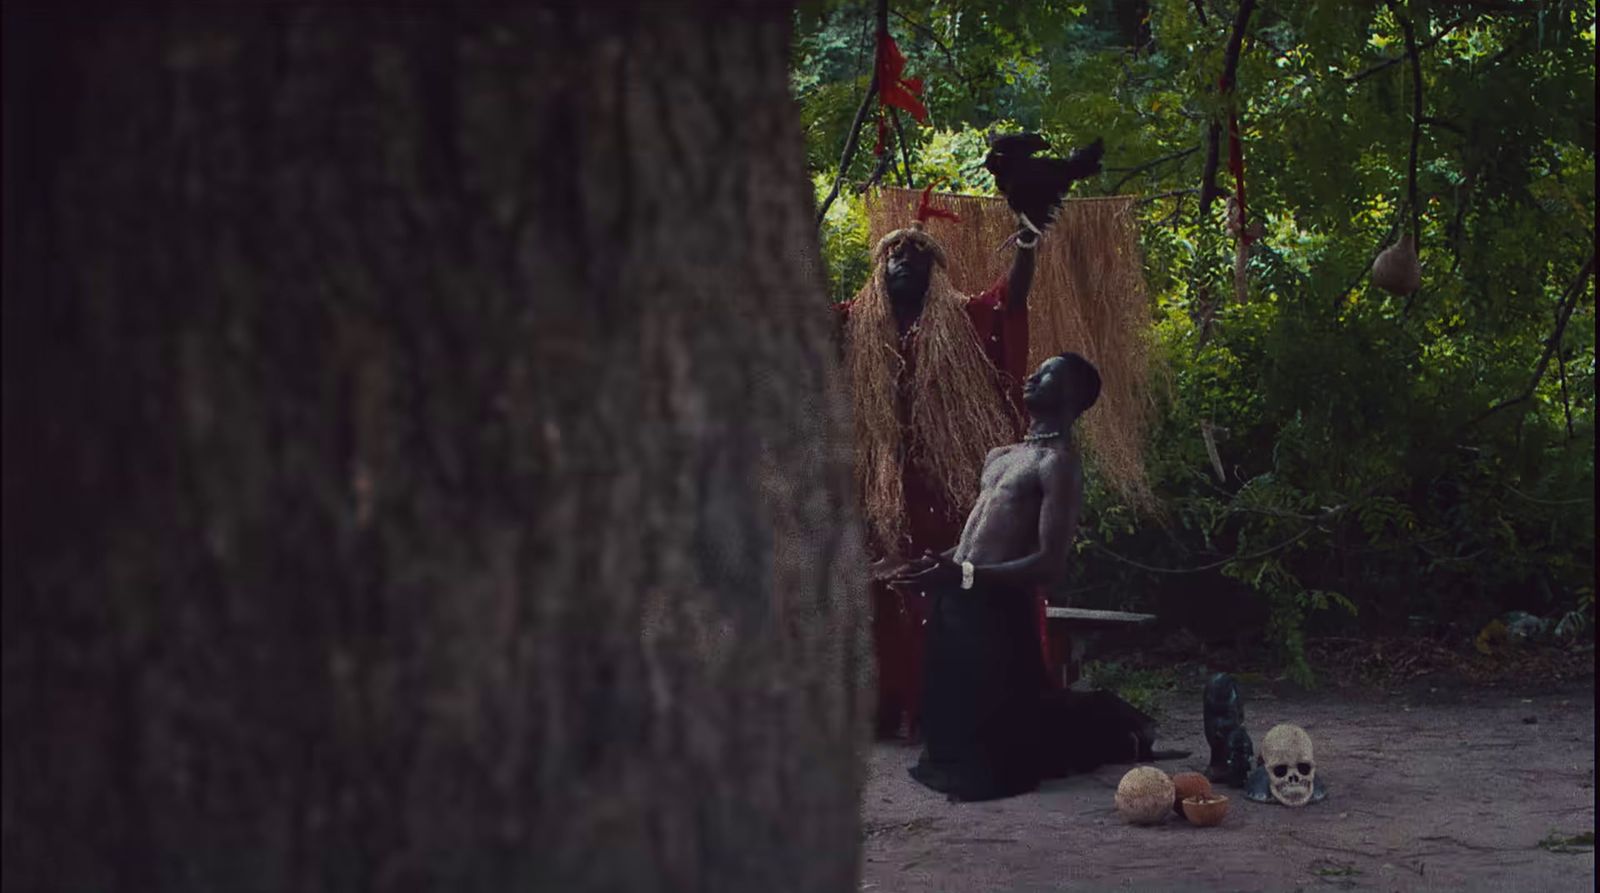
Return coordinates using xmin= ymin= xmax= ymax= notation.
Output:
xmin=844 ymin=186 xmax=1018 ymax=555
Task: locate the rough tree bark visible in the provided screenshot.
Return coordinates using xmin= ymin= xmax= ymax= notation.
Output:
xmin=2 ymin=4 xmax=868 ymax=892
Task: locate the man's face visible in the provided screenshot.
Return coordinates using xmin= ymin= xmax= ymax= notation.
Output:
xmin=883 ymin=238 xmax=933 ymax=301
xmin=1022 ymin=356 xmax=1069 ymax=415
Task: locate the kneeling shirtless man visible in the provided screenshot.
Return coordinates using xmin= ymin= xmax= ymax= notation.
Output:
xmin=889 ymin=352 xmax=1098 ymax=801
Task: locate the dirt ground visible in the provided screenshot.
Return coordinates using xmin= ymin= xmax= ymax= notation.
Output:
xmin=860 ymin=675 xmax=1595 ymax=892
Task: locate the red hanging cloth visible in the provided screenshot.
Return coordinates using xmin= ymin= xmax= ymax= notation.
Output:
xmin=914 ymin=183 xmax=960 ymax=224
xmin=1227 ymin=109 xmax=1250 ymax=245
xmin=873 ymin=28 xmax=927 ymax=156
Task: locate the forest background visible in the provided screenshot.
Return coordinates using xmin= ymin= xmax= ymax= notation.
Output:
xmin=2 ymin=2 xmax=1591 ymax=887
xmin=795 ymin=0 xmax=1596 ymax=683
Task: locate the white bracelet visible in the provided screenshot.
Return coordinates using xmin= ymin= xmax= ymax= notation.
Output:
xmin=960 ymin=561 xmax=975 ymax=590
xmin=1016 ymin=233 xmax=1039 ymax=250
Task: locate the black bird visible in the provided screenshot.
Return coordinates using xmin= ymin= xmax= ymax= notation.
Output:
xmin=984 ymin=133 xmax=1105 ymax=236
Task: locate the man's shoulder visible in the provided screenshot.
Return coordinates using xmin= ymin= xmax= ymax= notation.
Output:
xmin=987 ymin=442 xmax=1070 ymax=477
xmin=1037 ymin=443 xmax=1083 ymax=480
xmin=984 ymin=443 xmax=1021 ymax=464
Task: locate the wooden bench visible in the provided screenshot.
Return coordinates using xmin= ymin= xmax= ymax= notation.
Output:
xmin=1045 ymin=606 xmax=1157 ymax=690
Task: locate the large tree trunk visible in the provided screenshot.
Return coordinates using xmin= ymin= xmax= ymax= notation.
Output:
xmin=2 ymin=4 xmax=868 ymax=891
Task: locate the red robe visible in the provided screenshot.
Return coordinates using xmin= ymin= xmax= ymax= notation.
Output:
xmin=839 ymin=275 xmax=1054 ymax=738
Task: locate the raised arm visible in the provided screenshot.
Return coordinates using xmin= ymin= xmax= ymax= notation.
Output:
xmin=1007 ymin=235 xmax=1037 ymax=311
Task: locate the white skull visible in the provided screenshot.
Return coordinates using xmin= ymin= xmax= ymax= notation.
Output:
xmin=1258 ymin=724 xmax=1316 ymax=807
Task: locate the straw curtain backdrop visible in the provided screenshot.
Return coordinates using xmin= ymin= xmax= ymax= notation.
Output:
xmin=865 ymin=188 xmax=1157 ymax=507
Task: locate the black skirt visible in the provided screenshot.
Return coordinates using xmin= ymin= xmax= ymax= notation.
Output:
xmin=909 ymin=580 xmax=1045 ymax=801
xmin=908 ymin=581 xmax=1166 ymax=801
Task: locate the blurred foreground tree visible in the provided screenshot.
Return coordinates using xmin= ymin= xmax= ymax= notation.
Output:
xmin=2 ymin=3 xmax=867 ymax=891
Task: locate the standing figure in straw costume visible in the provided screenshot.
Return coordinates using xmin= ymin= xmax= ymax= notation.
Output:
xmin=836 ymin=186 xmax=1039 ymax=739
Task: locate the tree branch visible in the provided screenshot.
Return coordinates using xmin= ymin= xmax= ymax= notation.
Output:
xmin=816 ymin=0 xmax=889 ymax=227
xmin=815 ymin=81 xmax=877 ymax=225
xmin=1389 ymin=0 xmax=1429 ymax=316
xmin=889 ymin=8 xmax=978 ymax=98
xmin=1461 ymin=251 xmax=1595 ymax=430
xmin=855 ymin=145 xmax=895 ymax=194
xmin=1198 ymin=119 xmax=1224 ymax=217
xmin=1420 ymin=115 xmax=1465 ymax=135
xmin=1091 ymin=526 xmax=1315 ymax=575
xmin=1331 ymin=211 xmax=1404 ymax=313
xmin=1445 ymin=176 xmax=1473 ymax=277
xmin=1556 ymin=342 xmax=1574 ymax=440
xmin=1134 ymin=188 xmax=1201 ymax=207
xmin=1198 ymin=0 xmax=1256 ymax=219
xmin=890 ymin=107 xmax=914 ymax=188
xmin=1153 ymin=192 xmax=1196 ymax=229
xmin=1346 ymin=14 xmax=1470 ymax=83
xmin=1433 ymin=0 xmax=1543 ymax=12
xmin=1388 ymin=0 xmax=1423 ymax=244
xmin=1108 ymin=146 xmax=1198 ymax=193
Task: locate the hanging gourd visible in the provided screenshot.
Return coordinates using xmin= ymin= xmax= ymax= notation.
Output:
xmin=1371 ymin=232 xmax=1421 ymax=295
xmin=1371 ymin=0 xmax=1426 ymax=298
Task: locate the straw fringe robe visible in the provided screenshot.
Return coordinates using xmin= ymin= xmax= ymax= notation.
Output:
xmin=837 ymin=276 xmax=1053 ymax=737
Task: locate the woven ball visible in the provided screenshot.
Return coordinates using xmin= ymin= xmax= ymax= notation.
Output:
xmin=1114 ymin=766 xmax=1174 ymax=825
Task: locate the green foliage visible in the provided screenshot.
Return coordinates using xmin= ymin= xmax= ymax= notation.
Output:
xmin=815 ymin=173 xmax=872 ymax=303
xmin=795 ymin=0 xmax=1597 ymax=681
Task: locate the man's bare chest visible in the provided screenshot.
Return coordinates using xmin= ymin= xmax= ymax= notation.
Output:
xmin=979 ymin=448 xmax=1043 ymax=495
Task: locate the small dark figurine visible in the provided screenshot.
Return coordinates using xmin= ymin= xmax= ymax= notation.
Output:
xmin=1225 ymin=726 xmax=1254 ymax=788
xmin=1203 ymin=673 xmax=1248 ymax=784
xmin=983 ymin=132 xmax=1105 ymax=237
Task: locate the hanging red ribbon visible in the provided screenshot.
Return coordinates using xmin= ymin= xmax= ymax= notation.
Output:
xmin=914 ymin=184 xmax=960 ymax=224
xmin=873 ymin=28 xmax=927 ymax=156
xmin=1219 ymin=73 xmax=1251 ymax=246
xmin=876 ymin=29 xmax=927 ymax=123
xmin=1227 ymin=109 xmax=1250 ymax=245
